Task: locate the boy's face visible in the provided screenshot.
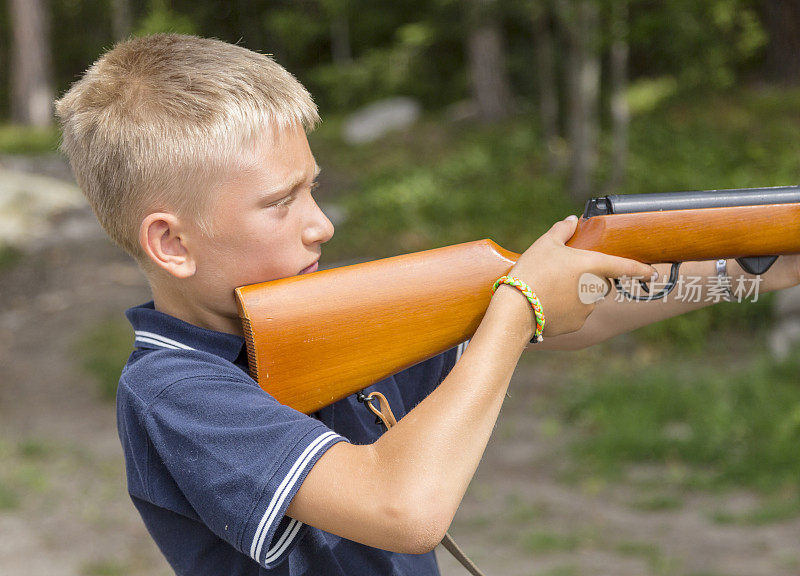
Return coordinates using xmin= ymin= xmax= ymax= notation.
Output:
xmin=185 ymin=125 xmax=334 ymax=325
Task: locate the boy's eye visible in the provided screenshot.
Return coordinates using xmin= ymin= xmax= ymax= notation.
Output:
xmin=271 ymin=194 xmax=296 ymax=208
xmin=267 ymin=180 xmax=318 ymax=209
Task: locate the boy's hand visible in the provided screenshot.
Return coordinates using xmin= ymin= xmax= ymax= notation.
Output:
xmin=505 ymin=215 xmax=657 ymax=338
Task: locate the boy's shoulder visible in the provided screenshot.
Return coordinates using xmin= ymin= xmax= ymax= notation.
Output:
xmin=118 ymin=301 xmax=466 ymax=422
xmin=119 ymin=302 xmax=253 ymax=406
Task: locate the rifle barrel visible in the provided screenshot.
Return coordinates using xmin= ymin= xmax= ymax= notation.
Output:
xmin=585 ymin=185 xmax=800 ymax=217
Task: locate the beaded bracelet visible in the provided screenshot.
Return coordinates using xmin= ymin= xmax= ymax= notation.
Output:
xmin=491 ymin=275 xmax=546 ymax=343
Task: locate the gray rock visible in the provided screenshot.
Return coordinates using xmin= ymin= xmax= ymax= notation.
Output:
xmin=0 ymin=168 xmax=89 ymax=248
xmin=0 ymin=154 xmax=74 ymax=182
xmin=342 ymin=97 xmax=421 ymax=144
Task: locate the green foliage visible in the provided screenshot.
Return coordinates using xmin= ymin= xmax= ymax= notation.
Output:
xmin=76 ymin=317 xmax=133 ymax=401
xmin=49 ymin=0 xmax=116 ymax=106
xmin=262 ymin=1 xmax=467 ymax=111
xmin=523 ymin=530 xmax=582 ymax=553
xmin=625 ymin=89 xmax=800 ymax=194
xmin=711 ymin=496 xmax=800 ymax=525
xmin=316 ymin=119 xmax=577 ymax=260
xmin=17 ymin=439 xmax=52 ymax=460
xmin=18 ymin=0 xmax=781 ymax=123
xmin=635 ymin=297 xmax=775 ymax=352
xmin=630 ymin=493 xmax=683 ymax=511
xmin=0 ymin=125 xmax=60 ymax=154
xmin=135 ymin=0 xmax=197 ymax=36
xmin=308 ymin=22 xmax=443 ymax=110
xmin=629 ymin=0 xmax=767 ymax=90
xmin=614 ymin=540 xmax=664 ymax=569
xmin=0 ymin=244 xmax=23 ymax=272
xmin=0 ymin=482 xmax=19 ymax=510
xmin=262 ymin=6 xmax=328 ymax=62
xmin=626 ymin=77 xmax=679 ymax=116
xmin=559 ymin=347 xmax=800 ymax=494
xmin=81 ymin=560 xmax=129 ymax=576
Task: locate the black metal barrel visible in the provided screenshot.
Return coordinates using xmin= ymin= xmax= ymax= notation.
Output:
xmin=584 ymin=185 xmax=800 ymax=218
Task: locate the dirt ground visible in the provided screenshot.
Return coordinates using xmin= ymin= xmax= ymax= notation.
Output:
xmin=1 ymin=202 xmax=799 ymax=576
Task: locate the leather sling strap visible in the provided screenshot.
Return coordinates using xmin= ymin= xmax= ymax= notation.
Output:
xmin=360 ymin=391 xmax=487 ymax=576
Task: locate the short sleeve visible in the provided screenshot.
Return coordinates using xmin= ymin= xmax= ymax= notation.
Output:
xmin=142 ymin=371 xmax=347 ymax=569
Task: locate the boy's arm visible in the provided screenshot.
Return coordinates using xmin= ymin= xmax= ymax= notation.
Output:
xmin=536 ymin=255 xmax=800 ymax=351
xmin=286 ymin=217 xmax=656 ymax=554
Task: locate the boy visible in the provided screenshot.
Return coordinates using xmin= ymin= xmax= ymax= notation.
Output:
xmin=55 ymin=34 xmax=799 ymax=575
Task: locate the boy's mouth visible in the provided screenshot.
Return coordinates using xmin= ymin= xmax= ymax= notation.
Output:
xmin=298 ymin=261 xmax=319 ymax=275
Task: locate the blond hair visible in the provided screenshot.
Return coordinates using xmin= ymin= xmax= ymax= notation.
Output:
xmin=55 ymin=34 xmax=320 ymax=260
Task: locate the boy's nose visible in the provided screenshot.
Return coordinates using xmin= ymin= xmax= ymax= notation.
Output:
xmin=304 ymin=199 xmax=335 ymax=245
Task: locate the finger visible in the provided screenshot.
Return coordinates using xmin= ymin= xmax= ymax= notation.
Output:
xmin=590 ymin=252 xmax=657 ymax=280
xmin=545 ymin=215 xmax=579 ymax=245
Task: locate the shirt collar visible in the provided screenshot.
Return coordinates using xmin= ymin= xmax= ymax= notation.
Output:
xmin=125 ymin=302 xmax=246 ymax=364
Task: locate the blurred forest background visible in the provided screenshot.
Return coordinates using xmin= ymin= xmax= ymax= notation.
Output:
xmin=2 ymin=1 xmax=800 ymax=575
xmin=4 ymin=0 xmax=800 ymax=255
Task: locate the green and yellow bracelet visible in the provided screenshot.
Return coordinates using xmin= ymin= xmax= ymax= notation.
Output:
xmin=492 ymin=275 xmax=546 ymax=342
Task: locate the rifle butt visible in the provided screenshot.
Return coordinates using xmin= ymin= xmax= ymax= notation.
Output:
xmin=236 ymin=240 xmax=519 ymax=414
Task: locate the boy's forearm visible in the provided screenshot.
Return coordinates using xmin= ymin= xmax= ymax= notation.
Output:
xmin=539 ymin=256 xmax=798 ymax=351
xmin=370 ymin=287 xmax=532 ymax=519
xmin=289 ymin=288 xmax=533 ymax=553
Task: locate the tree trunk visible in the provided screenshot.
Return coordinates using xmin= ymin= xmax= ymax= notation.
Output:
xmin=533 ymin=3 xmax=561 ymax=173
xmin=111 ymin=0 xmax=133 ymax=41
xmin=607 ymin=0 xmax=629 ymax=193
xmin=9 ymin=0 xmax=54 ymax=127
xmin=331 ymin=16 xmax=352 ymax=65
xmin=559 ymin=0 xmax=600 ymax=202
xmin=467 ymin=0 xmax=513 ymax=123
xmin=761 ymin=0 xmax=800 ymax=84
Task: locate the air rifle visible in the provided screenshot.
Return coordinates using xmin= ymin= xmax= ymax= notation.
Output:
xmin=236 ymin=185 xmax=800 ymax=414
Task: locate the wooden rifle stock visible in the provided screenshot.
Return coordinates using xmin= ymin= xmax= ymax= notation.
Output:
xmin=567 ymin=203 xmax=800 ymax=263
xmin=236 ymin=186 xmax=800 ymax=414
xmin=236 ymin=240 xmax=519 ymax=414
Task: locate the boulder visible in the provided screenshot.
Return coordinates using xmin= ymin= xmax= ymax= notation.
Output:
xmin=342 ymin=97 xmax=421 ymax=144
xmin=0 ymin=168 xmax=94 ymax=249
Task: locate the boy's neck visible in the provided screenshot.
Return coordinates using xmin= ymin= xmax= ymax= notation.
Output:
xmin=151 ymin=284 xmax=244 ymax=337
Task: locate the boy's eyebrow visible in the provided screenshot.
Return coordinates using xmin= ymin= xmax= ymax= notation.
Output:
xmin=259 ymin=164 xmax=321 ymax=201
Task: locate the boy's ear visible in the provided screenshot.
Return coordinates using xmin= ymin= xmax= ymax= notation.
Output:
xmin=139 ymin=213 xmax=197 ymax=279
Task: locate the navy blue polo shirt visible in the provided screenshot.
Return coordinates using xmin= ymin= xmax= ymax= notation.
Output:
xmin=117 ymin=302 xmax=463 ymax=575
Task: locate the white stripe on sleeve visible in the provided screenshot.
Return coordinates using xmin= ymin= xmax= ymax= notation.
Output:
xmin=263 ymin=518 xmax=304 ymax=566
xmin=250 ymin=431 xmax=341 ymax=564
xmin=455 ymin=340 xmax=470 ymax=361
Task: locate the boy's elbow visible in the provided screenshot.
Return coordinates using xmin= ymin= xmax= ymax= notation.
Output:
xmin=403 ymin=513 xmax=451 ymax=555
xmin=381 ymin=494 xmax=452 ymax=554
